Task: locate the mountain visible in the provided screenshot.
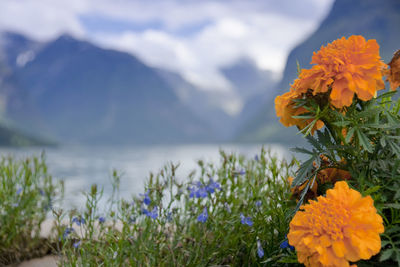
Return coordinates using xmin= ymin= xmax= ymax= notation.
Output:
xmin=2 ymin=34 xmax=216 ymax=144
xmin=220 ymin=58 xmax=276 ymax=101
xmin=237 ymin=0 xmax=400 ymax=143
xmin=220 ymin=58 xmax=278 ymax=136
xmin=156 ymin=68 xmax=236 ymax=140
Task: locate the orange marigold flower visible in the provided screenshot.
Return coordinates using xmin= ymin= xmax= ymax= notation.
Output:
xmin=288 ymin=176 xmax=318 ymax=201
xmin=288 ymin=181 xmax=384 ymax=267
xmin=311 ymin=35 xmax=386 ymax=108
xmin=384 ymin=49 xmax=400 ymax=90
xmin=275 ymin=91 xmax=324 ymax=134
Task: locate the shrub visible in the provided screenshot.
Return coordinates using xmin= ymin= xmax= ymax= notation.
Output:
xmin=0 ymin=154 xmax=63 ymax=265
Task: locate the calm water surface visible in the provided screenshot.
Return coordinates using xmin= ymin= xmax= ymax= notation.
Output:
xmin=0 ymin=144 xmax=290 ymax=209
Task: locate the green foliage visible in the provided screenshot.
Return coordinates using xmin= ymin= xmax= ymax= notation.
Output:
xmin=56 ymin=148 xmax=297 ymax=266
xmin=292 ymin=91 xmax=400 ymax=265
xmin=0 ymin=154 xmax=63 ymax=265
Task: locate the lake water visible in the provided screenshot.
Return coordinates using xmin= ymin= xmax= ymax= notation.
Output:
xmin=0 ymin=144 xmax=290 ymax=209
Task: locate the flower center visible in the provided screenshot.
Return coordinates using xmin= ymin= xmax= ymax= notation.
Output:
xmin=305 ymin=198 xmax=350 ymax=241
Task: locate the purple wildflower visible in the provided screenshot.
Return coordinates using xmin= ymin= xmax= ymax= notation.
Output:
xmin=73 ymin=240 xmax=81 ymax=248
xmin=195 ymin=187 xmax=208 ymax=198
xmin=206 ymin=179 xmax=221 ymax=193
xmin=240 ymin=213 xmax=253 ymax=226
xmin=99 ymin=217 xmax=106 ymax=224
xmin=72 ymin=217 xmax=85 ymax=226
xmin=62 ymin=227 xmax=74 ymax=239
xmin=197 ymin=207 xmax=208 ymax=223
xmin=255 ymin=200 xmax=262 ymax=208
xmin=257 ymin=240 xmax=264 ymax=258
xmin=188 ymin=186 xmax=196 ymax=198
xmin=140 ymin=191 xmax=151 ymax=205
xmin=16 ymin=188 xmax=22 ymax=195
xmin=144 ymin=206 xmax=158 ymax=219
xmin=255 ymin=155 xmax=259 ymax=161
xmin=166 ymin=212 xmax=172 ymax=222
xmin=280 ymin=239 xmax=295 ymax=251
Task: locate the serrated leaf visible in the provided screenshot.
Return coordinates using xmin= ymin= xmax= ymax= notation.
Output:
xmin=380 ymin=249 xmax=393 ymax=262
xmin=306 ymin=135 xmax=322 ymax=151
xmin=300 ymin=119 xmax=317 ymax=137
xmin=331 ymin=121 xmax=351 ymax=127
xmin=292 ymin=157 xmax=315 ymax=188
xmin=356 ymin=129 xmax=373 ymax=152
xmin=388 ymin=140 xmax=400 ymax=157
xmin=385 ymin=110 xmax=400 ymax=125
xmin=290 ymin=147 xmax=313 ymax=155
xmin=292 ymin=174 xmax=316 ymax=215
xmin=345 ymin=127 xmax=355 ymax=144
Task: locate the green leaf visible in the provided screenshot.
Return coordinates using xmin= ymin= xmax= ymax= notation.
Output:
xmin=306 ymin=135 xmax=322 ymax=151
xmin=345 ymin=127 xmax=355 ymax=144
xmin=380 ymin=137 xmax=387 ymax=148
xmin=380 ymin=249 xmax=393 ymax=262
xmin=292 ymin=114 xmax=316 ymax=119
xmin=388 ymin=140 xmax=400 ymax=157
xmin=292 ymin=156 xmax=315 ymax=188
xmin=290 ymin=147 xmax=313 ymax=155
xmin=363 ymin=186 xmax=381 ymax=195
xmin=331 ymin=121 xmax=351 ymax=127
xmin=300 ymin=119 xmax=317 ymax=137
xmin=356 ymin=129 xmax=373 ymax=153
xmin=384 ymin=203 xmax=400 ymax=209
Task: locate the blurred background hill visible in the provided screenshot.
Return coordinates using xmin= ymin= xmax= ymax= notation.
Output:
xmin=0 ymin=0 xmax=399 ymax=146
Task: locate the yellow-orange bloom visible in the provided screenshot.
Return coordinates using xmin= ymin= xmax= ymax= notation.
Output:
xmin=288 ymin=176 xmax=318 ymax=201
xmin=384 ymin=49 xmax=400 ymax=90
xmin=275 ymin=90 xmax=324 ymax=134
xmin=311 ymin=35 xmax=386 ymax=108
xmin=288 ymin=181 xmax=384 ymax=267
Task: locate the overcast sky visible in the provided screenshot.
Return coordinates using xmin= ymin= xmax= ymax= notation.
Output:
xmin=0 ymin=0 xmax=334 ymax=91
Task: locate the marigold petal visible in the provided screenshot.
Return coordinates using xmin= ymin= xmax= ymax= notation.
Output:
xmin=288 ymin=181 xmax=384 ymax=266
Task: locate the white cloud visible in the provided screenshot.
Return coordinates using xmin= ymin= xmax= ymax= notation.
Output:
xmin=0 ymin=0 xmax=334 ymax=113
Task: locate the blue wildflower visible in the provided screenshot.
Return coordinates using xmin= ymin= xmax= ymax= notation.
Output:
xmin=166 ymin=212 xmax=173 ymax=222
xmin=188 ymin=186 xmax=196 ymax=198
xmin=16 ymin=188 xmax=22 ymax=195
xmin=39 ymin=189 xmax=45 ymax=196
xmin=257 ymin=240 xmax=264 ymax=258
xmin=197 ymin=207 xmax=208 ymax=223
xmin=62 ymin=227 xmax=74 ymax=239
xmin=280 ymin=239 xmax=295 ymax=251
xmin=239 ymin=169 xmax=246 ymax=175
xmin=240 ymin=213 xmax=253 ymax=226
xmin=206 ymin=179 xmax=221 ymax=193
xmin=255 ymin=200 xmax=262 ymax=208
xmin=255 ymin=155 xmax=259 ymax=161
xmin=72 ymin=217 xmax=85 ymax=226
xmin=144 ymin=206 xmax=158 ymax=219
xmin=99 ymin=217 xmax=106 ymax=224
xmin=73 ymin=240 xmax=81 ymax=248
xmin=141 ymin=191 xmax=151 ymax=205
xmin=195 ymin=187 xmax=208 ymax=198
